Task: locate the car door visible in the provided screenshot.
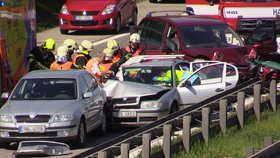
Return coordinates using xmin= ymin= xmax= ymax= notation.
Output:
xmin=177 ymin=62 xmax=238 ymax=107
xmin=82 ymin=73 xmax=104 ymax=130
xmin=245 ymin=21 xmax=277 ymax=61
xmin=118 ymin=0 xmax=130 ymax=23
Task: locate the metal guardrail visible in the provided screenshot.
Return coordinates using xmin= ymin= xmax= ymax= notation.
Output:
xmin=246 ymin=137 xmax=280 ymax=158
xmin=73 ymin=77 xmax=263 ymax=158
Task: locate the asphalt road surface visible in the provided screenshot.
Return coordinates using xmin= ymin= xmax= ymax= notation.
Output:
xmin=0 ymin=1 xmax=185 ymax=157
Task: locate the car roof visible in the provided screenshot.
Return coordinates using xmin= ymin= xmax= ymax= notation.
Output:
xmin=22 ymin=70 xmax=86 ymax=79
xmin=142 ymin=15 xmax=226 ymax=27
xmin=124 ymin=59 xmax=187 ymax=68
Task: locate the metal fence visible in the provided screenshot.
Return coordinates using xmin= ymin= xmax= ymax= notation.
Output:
xmin=74 ymin=78 xmax=279 ymax=158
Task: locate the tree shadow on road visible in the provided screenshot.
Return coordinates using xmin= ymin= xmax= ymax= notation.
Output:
xmin=66 ymin=27 xmax=130 ymax=36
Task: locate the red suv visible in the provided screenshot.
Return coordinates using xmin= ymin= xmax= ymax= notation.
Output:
xmin=134 ymin=11 xmax=278 ymax=80
xmin=58 ymin=0 xmax=138 ymax=34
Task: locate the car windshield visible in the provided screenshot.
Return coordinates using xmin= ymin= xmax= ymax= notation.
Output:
xmin=10 ymin=79 xmax=77 ymax=100
xmin=179 ymin=24 xmax=244 ymax=49
xmin=123 ymin=66 xmax=173 ymax=87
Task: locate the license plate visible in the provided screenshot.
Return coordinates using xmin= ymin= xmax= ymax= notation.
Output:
xmin=114 ymin=111 xmax=136 ymax=118
xmin=18 ymin=125 xmax=45 ymax=133
xmin=75 ymin=16 xmax=93 ymax=21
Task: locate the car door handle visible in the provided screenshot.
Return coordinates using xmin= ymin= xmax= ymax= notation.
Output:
xmin=226 ymin=82 xmax=232 ymax=86
xmin=215 ymin=88 xmax=224 ymax=92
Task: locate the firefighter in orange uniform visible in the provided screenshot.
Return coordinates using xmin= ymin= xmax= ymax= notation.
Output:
xmin=63 ymin=38 xmax=78 ymax=61
xmin=73 ymin=40 xmax=93 ymax=69
xmin=106 ymin=39 xmax=122 ymax=63
xmin=50 ymin=45 xmax=75 ymax=70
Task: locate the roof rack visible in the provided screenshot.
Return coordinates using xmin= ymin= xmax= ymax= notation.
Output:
xmin=146 ymin=10 xmax=194 ymax=17
xmin=140 ymin=55 xmax=185 ymax=61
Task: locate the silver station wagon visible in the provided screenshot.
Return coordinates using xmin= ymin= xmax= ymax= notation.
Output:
xmin=0 ymin=70 xmax=107 ymax=148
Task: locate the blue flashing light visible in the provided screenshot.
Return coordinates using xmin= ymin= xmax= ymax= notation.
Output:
xmin=0 ymin=1 xmax=4 ymax=7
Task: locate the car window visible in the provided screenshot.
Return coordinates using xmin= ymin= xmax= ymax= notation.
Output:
xmin=226 ymin=64 xmax=237 ymax=77
xmin=179 ymin=24 xmax=244 ymax=49
xmin=82 ymin=73 xmax=98 ymax=91
xmin=10 ymin=79 xmax=77 ymax=100
xmin=190 ymin=64 xmax=224 ymax=86
xmin=139 ymin=19 xmax=165 ymax=45
xmin=166 ymin=25 xmax=179 ymax=52
xmin=123 ymin=66 xmax=173 ymax=87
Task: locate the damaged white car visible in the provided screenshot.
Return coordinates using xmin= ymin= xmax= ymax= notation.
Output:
xmin=104 ymin=56 xmax=239 ymax=126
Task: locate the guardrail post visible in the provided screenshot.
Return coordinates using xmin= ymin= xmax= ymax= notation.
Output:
xmin=237 ymin=91 xmax=245 ymax=129
xmin=142 ymin=133 xmax=151 ymax=158
xmin=219 ymin=99 xmax=227 ymax=134
xmin=202 ymin=107 xmax=210 ymax=143
xmin=163 ymin=124 xmax=172 ymax=158
xmin=254 ymin=84 xmax=261 ymax=121
xmin=183 ymin=115 xmax=191 ymax=153
xmin=121 ymin=143 xmax=129 ymax=158
xmin=270 ymin=79 xmax=277 ymax=112
xmin=245 ymin=147 xmax=254 ymax=158
xmin=264 ymin=136 xmax=273 ymax=148
xmin=98 ymin=150 xmax=107 ymax=158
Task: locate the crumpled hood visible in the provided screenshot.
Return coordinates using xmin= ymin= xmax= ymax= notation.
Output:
xmin=3 ymin=100 xmax=78 ymax=115
xmin=66 ymin=0 xmax=116 ymax=11
xmin=104 ymin=80 xmax=167 ymax=98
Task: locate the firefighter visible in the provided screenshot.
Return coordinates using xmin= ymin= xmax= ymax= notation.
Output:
xmin=73 ymin=40 xmax=93 ymax=69
xmin=63 ymin=38 xmax=78 ymax=61
xmin=124 ymin=33 xmax=144 ymax=57
xmin=85 ymin=49 xmax=114 ymax=82
xmin=50 ymin=45 xmax=76 ymax=70
xmin=27 ymin=38 xmax=56 ymax=72
xmin=106 ymin=39 xmax=122 ymax=63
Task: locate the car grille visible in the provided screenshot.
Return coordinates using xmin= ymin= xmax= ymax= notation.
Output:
xmin=237 ymin=19 xmax=280 ymax=32
xmin=114 ymin=118 xmax=137 ymax=122
xmin=15 ymin=115 xmax=51 ymax=123
xmin=112 ymin=97 xmax=138 ymax=104
xmin=70 ymin=11 xmax=99 ymax=16
xmin=71 ymin=21 xmax=98 ymax=26
xmin=9 ymin=132 xmax=57 ymax=137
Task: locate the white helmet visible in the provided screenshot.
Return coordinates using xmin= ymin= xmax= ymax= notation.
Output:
xmin=63 ymin=39 xmax=78 ymax=51
xmin=107 ymin=39 xmax=119 ymax=51
xmin=56 ymin=45 xmax=68 ymax=63
xmin=79 ymin=40 xmax=94 ymax=55
xmin=129 ymin=33 xmax=140 ymax=43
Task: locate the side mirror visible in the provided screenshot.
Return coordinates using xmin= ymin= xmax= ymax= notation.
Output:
xmin=83 ymin=92 xmax=93 ymax=99
xmin=209 ymin=0 xmax=214 ymax=6
xmin=182 ymin=80 xmax=192 ymax=87
xmin=1 ymin=92 xmax=9 ymax=99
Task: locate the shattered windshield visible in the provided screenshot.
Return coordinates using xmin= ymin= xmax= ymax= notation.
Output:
xmin=123 ymin=66 xmax=173 ymax=87
xmin=10 ymin=79 xmax=77 ymax=100
xmin=179 ymin=24 xmax=244 ymax=49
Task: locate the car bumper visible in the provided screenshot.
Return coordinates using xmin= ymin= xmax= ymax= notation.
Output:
xmin=59 ymin=14 xmax=116 ymax=31
xmin=0 ymin=122 xmax=78 ymax=142
xmin=110 ymin=108 xmax=168 ymax=127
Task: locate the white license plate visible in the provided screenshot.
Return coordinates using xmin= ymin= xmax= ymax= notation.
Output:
xmin=18 ymin=125 xmax=45 ymax=133
xmin=114 ymin=111 xmax=136 ymax=118
xmin=75 ymin=16 xmax=93 ymax=21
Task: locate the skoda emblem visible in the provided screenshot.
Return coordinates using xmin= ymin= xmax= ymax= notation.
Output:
xmin=257 ymin=20 xmax=263 ymax=26
xmin=82 ymin=11 xmax=87 ymax=16
xmin=122 ymin=97 xmax=128 ymax=101
xmin=29 ymin=113 xmax=36 ymax=119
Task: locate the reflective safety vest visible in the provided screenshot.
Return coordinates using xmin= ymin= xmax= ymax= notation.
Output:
xmin=125 ymin=46 xmax=143 ymax=56
xmin=99 ymin=62 xmax=113 ymax=73
xmin=112 ymin=52 xmax=121 ymax=63
xmin=50 ymin=61 xmax=73 ymax=70
xmin=175 ymin=70 xmax=192 ymax=85
xmin=85 ymin=58 xmax=102 ymax=80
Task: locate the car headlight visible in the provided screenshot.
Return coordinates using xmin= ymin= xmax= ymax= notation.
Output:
xmin=60 ymin=4 xmax=69 ymax=14
xmin=0 ymin=115 xmax=13 ymax=123
xmin=53 ymin=114 xmax=73 ymax=122
xmin=102 ymin=4 xmax=115 ymax=15
xmin=141 ymin=101 xmax=162 ymax=108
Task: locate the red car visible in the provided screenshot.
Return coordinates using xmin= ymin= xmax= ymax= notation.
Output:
xmin=134 ymin=11 xmax=278 ymax=81
xmin=58 ymin=0 xmax=138 ymax=34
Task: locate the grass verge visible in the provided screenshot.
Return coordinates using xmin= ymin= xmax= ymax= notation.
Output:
xmin=173 ymin=107 xmax=280 ymax=158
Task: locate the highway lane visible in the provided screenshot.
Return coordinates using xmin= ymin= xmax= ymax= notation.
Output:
xmin=0 ymin=1 xmax=185 ymax=157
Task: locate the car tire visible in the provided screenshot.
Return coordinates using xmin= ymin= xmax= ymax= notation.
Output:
xmin=74 ymin=119 xmax=86 ymax=148
xmin=95 ymin=110 xmax=107 ymax=136
xmin=170 ymin=102 xmax=178 ymax=114
xmin=129 ymin=10 xmax=138 ymax=26
xmin=113 ymin=15 xmax=121 ymax=34
xmin=60 ymin=29 xmax=69 ymax=35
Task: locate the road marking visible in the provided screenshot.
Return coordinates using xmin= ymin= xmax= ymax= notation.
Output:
xmin=93 ymin=33 xmax=130 ymax=46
